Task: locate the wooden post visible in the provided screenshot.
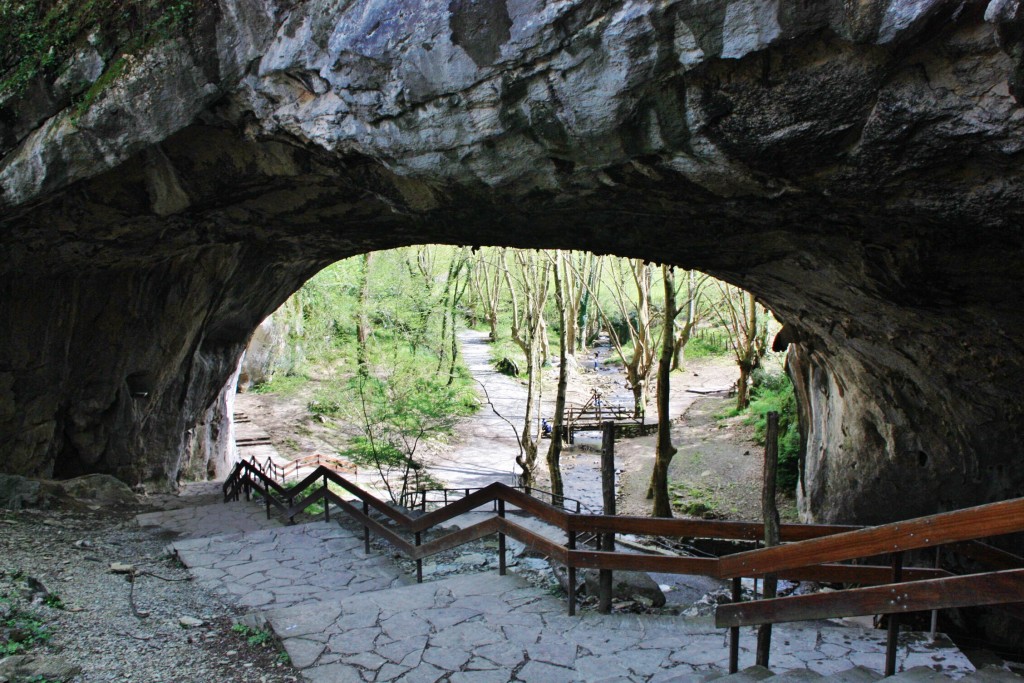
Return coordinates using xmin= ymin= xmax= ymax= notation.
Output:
xmin=568 ymin=530 xmax=577 ymax=616
xmin=323 ymin=474 xmax=330 ymax=522
xmin=756 ymin=412 xmax=781 ymax=668
xmin=930 ymin=547 xmax=941 ymax=641
xmin=599 ymin=421 xmax=616 ymax=614
xmin=729 ymin=576 xmax=742 ymax=674
xmin=415 ymin=532 xmax=423 ymax=584
xmin=885 ymin=552 xmax=904 ymax=676
xmin=498 ymin=499 xmax=507 ymax=576
xmin=362 ymin=500 xmax=370 ymax=554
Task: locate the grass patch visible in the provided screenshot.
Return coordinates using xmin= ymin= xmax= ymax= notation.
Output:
xmin=252 ymin=374 xmax=309 ymax=396
xmin=684 ymin=331 xmax=731 ymax=358
xmin=670 ymin=482 xmax=724 ymax=518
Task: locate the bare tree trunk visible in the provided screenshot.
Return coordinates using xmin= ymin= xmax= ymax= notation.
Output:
xmin=356 ymin=252 xmax=373 ymax=375
xmin=648 ymin=265 xmax=677 ymax=517
xmin=547 ymin=252 xmax=568 ymax=502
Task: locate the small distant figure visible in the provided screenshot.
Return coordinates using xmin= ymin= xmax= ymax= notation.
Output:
xmin=542 ymin=418 xmax=552 ymax=436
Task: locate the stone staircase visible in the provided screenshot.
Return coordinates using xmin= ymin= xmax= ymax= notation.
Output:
xmin=137 ymin=494 xmax=1016 ymax=683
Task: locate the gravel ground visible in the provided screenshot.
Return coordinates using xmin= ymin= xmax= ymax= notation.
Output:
xmin=0 ymin=504 xmax=299 ymax=683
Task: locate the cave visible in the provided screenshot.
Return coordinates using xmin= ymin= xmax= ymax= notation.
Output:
xmin=2 ymin=1 xmax=1023 ymax=525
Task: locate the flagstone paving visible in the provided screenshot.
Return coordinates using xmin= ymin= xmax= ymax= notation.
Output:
xmin=171 ymin=520 xmax=412 ymax=610
xmin=263 ymin=572 xmax=975 ymax=683
xmin=142 ymin=497 xmax=984 ymax=682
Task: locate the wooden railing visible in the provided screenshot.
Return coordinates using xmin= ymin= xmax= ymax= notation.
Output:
xmin=222 ymin=460 xmax=1024 ymax=675
xmin=242 ymin=453 xmax=355 ymax=484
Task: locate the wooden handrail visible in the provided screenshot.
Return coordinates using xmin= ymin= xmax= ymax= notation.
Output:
xmin=222 ymin=457 xmax=1024 ymax=651
xmin=716 ymin=569 xmax=1024 ymax=628
xmin=718 ymin=497 xmax=1024 ymax=578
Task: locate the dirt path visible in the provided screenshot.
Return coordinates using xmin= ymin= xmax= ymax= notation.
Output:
xmin=232 ymin=329 xmax=777 ymax=522
xmin=423 ymin=331 xmax=524 ymax=488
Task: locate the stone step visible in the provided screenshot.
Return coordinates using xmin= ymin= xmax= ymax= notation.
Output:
xmin=258 ymin=569 xmax=979 ymax=683
xmin=172 ymin=519 xmax=412 ymax=611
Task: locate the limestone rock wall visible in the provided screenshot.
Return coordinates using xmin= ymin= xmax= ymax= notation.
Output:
xmin=0 ymin=0 xmax=1022 ymax=516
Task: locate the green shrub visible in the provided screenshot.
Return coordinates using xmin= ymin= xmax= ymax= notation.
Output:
xmin=747 ymin=371 xmax=800 ymax=494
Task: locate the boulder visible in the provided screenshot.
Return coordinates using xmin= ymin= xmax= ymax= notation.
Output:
xmin=0 ymin=475 xmax=40 ymax=510
xmin=0 ymin=655 xmax=81 ymax=682
xmin=58 ymin=474 xmax=137 ymax=506
xmin=583 ymin=569 xmax=667 ymax=608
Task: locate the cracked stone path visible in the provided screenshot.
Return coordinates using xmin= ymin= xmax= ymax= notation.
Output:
xmin=139 ymin=497 xmax=981 ymax=682
xmin=171 ymin=519 xmax=412 ymax=611
xmin=263 ymin=572 xmax=975 ymax=683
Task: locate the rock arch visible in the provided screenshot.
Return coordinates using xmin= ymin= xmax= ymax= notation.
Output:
xmin=2 ymin=1 xmax=1023 ymax=523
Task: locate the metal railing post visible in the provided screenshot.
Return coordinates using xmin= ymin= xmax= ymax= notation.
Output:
xmin=498 ymin=500 xmax=507 ymax=576
xmin=415 ymin=532 xmax=423 ymax=584
xmin=885 ymin=552 xmax=904 ymax=677
xmin=421 ymin=489 xmax=427 ymax=512
xmin=567 ymin=530 xmax=577 ymax=616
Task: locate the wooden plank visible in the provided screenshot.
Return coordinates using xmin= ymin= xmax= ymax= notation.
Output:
xmin=328 ymin=493 xmax=415 ymax=555
xmin=414 ymin=517 xmax=503 ymax=559
xmin=498 ymin=486 xmax=573 ymax=528
xmin=715 ymin=569 xmax=1024 ymax=628
xmin=324 ymin=469 xmax=413 ymax=526
xmin=566 ymin=514 xmax=856 ymax=541
xmin=410 ymin=483 xmax=508 ymax=531
xmin=497 ymin=518 xmax=569 ymax=564
xmin=769 ymin=564 xmax=950 ymax=584
xmin=285 ymin=485 xmax=327 ymax=518
xmin=569 ymin=550 xmax=718 ymax=575
xmin=718 ymin=497 xmax=1024 ymax=578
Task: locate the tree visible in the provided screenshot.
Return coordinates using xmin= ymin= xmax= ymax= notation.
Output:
xmin=503 ymin=249 xmax=551 ymax=488
xmin=356 ymin=252 xmax=373 ymax=375
xmin=546 ymin=250 xmax=569 ymax=502
xmin=647 ymin=265 xmax=678 ymax=517
xmin=469 ymin=248 xmax=504 ymax=342
xmin=340 ymin=363 xmax=464 ymax=506
xmin=672 ymin=270 xmax=709 ymax=371
xmin=714 ymin=284 xmax=769 ymax=410
xmin=597 ymin=257 xmax=660 ymax=418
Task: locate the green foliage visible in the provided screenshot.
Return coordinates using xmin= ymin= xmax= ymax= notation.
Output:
xmin=670 ymin=482 xmax=723 ymax=517
xmin=0 ymin=604 xmax=51 ymax=656
xmin=747 ymin=370 xmax=800 ymax=494
xmin=684 ymin=330 xmax=731 ymax=358
xmin=334 ymin=365 xmax=476 ymax=505
xmin=230 ymin=623 xmax=274 ymax=647
xmin=42 ymin=593 xmax=63 ymax=610
xmin=0 ymin=0 xmax=196 ymax=101
xmin=253 ymin=374 xmax=309 ymax=396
